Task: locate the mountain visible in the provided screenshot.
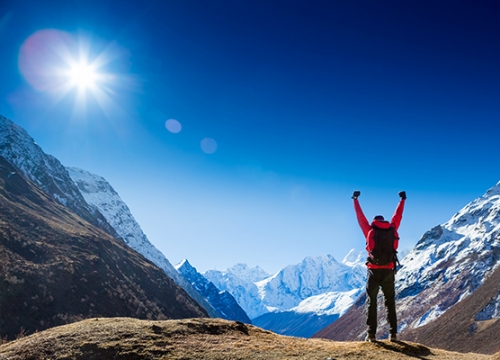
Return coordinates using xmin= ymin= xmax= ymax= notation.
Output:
xmin=314 ymin=181 xmax=500 ymax=349
xmin=205 ymin=251 xmax=366 ymax=337
xmin=66 ymin=167 xmax=218 ymax=318
xmin=403 ymin=262 xmax=500 ymax=355
xmin=0 ymin=114 xmax=217 ymax=317
xmin=255 ymin=253 xmax=365 ymax=312
xmin=0 ymin=155 xmax=208 ymax=339
xmin=251 ymin=288 xmax=363 ymax=338
xmin=0 ymin=115 xmax=117 ymax=238
xmin=204 ymin=264 xmax=270 ymax=319
xmin=251 ymin=253 xmax=365 ymax=336
xmin=175 ymin=259 xmax=251 ymax=323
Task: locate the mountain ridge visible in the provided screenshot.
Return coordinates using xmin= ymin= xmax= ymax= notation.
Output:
xmin=66 ymin=166 xmax=218 ymax=318
xmin=175 ymin=259 xmax=251 ymax=323
xmin=0 ymin=115 xmax=118 ymax=238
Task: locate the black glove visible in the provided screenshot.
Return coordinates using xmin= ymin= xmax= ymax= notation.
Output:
xmin=352 ymin=191 xmax=361 ymax=199
xmin=399 ymin=191 xmax=407 ymax=200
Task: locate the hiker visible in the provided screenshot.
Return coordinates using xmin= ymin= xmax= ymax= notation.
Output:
xmin=352 ymin=190 xmax=406 ymax=342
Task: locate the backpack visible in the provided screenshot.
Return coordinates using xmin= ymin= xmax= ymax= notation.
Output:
xmin=368 ymin=225 xmax=398 ymax=266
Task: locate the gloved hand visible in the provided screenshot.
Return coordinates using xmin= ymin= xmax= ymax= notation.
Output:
xmin=352 ymin=191 xmax=361 ymax=199
xmin=399 ymin=191 xmax=407 ymax=199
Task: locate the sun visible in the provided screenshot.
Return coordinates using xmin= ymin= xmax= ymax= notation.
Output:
xmin=68 ymin=62 xmax=98 ymax=89
xmin=19 ymin=29 xmax=138 ymax=118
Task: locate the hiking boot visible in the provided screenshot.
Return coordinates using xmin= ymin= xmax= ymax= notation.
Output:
xmin=365 ymin=333 xmax=376 ymax=342
xmin=390 ymin=333 xmax=397 ymax=342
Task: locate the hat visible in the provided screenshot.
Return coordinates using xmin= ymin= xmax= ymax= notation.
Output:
xmin=373 ymin=215 xmax=385 ymax=221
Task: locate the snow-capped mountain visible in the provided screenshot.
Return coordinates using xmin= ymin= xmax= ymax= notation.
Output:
xmin=0 ymin=115 xmax=117 ymax=237
xmin=204 ymin=264 xmax=270 ymax=319
xmin=256 ymin=253 xmax=365 ymax=312
xmin=394 ymin=181 xmax=500 ymax=331
xmin=67 ymin=167 xmax=218 ymax=318
xmin=314 ymin=181 xmax=500 ymax=341
xmin=175 ymin=259 xmax=251 ymax=323
xmin=251 ymin=252 xmax=365 ymax=336
xmin=252 ymin=288 xmax=363 ymax=338
xmin=205 ymin=250 xmax=366 ymax=336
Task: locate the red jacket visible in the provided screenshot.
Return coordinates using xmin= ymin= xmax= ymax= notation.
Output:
xmin=354 ymin=198 xmax=405 ymax=269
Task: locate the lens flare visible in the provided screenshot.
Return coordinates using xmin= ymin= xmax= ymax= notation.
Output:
xmin=165 ymin=119 xmax=182 ymax=133
xmin=200 ymin=138 xmax=217 ymax=154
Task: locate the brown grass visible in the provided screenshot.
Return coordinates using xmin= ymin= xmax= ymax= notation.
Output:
xmin=0 ymin=317 xmax=491 ymax=360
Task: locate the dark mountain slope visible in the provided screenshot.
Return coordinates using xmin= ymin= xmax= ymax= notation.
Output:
xmin=0 ymin=156 xmax=207 ymax=340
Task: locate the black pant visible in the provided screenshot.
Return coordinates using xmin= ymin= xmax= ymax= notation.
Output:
xmin=366 ymin=268 xmax=397 ymax=335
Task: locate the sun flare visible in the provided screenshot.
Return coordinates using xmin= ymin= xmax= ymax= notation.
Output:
xmin=68 ymin=62 xmax=98 ymax=89
xmin=18 ymin=29 xmax=138 ymax=120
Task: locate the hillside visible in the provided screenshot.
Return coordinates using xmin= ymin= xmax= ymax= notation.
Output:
xmin=403 ymin=261 xmax=500 ymax=354
xmin=0 ymin=115 xmax=118 ymax=238
xmin=0 ymin=156 xmax=207 ymax=339
xmin=0 ymin=317 xmax=490 ymax=360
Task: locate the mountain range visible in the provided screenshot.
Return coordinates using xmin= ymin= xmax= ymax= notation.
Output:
xmin=3 ymin=113 xmax=500 ymax=353
xmin=0 ymin=114 xmax=244 ymax=326
xmin=204 ymin=250 xmax=367 ymax=337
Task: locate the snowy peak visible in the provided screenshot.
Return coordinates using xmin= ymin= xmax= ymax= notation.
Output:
xmin=256 ymin=253 xmax=365 ymax=312
xmin=444 ymin=182 xmax=500 ymax=235
xmin=204 ymin=266 xmax=271 ymax=319
xmin=393 ymin=181 xmax=500 ymax=332
xmin=175 ymin=259 xmax=200 ymax=283
xmin=176 ymin=259 xmax=251 ymax=323
xmin=205 ymin=249 xmax=367 ymax=324
xmin=225 ymin=263 xmax=270 ymax=283
xmin=341 ymin=249 xmax=365 ymax=267
xmin=0 ymin=115 xmax=117 ymax=237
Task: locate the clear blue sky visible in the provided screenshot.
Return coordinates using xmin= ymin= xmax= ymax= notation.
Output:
xmin=1 ymin=0 xmax=499 ymax=273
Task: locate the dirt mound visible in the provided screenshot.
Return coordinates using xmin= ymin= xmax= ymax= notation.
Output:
xmin=0 ymin=318 xmax=490 ymax=360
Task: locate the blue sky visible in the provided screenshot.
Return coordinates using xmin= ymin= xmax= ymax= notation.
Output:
xmin=1 ymin=1 xmax=500 ymax=273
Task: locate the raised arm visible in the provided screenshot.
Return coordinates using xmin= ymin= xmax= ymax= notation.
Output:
xmin=352 ymin=191 xmax=371 ymax=237
xmin=390 ymin=191 xmax=406 ymax=230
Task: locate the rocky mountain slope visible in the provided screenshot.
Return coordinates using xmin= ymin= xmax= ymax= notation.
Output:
xmin=0 ymin=156 xmax=207 ymax=340
xmin=0 ymin=115 xmax=117 ymax=238
xmin=314 ymin=181 xmax=500 ymax=351
xmin=0 ymin=114 xmax=216 ymax=317
xmin=175 ymin=259 xmax=251 ymax=323
xmin=66 ymin=167 xmax=218 ymax=318
xmin=0 ymin=317 xmax=490 ymax=360
xmin=403 ymin=259 xmax=500 ymax=355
